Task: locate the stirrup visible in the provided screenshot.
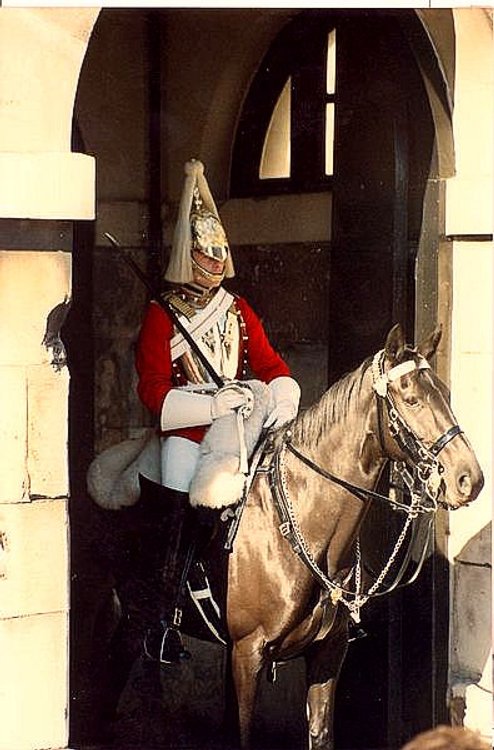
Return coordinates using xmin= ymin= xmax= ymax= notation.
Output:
xmin=143 ymin=620 xmax=191 ymax=665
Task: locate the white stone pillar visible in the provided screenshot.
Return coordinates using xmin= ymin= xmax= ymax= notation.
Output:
xmin=445 ymin=9 xmax=493 ymax=742
xmin=0 ymin=230 xmax=93 ymax=750
xmin=0 ymin=249 xmax=72 ymax=750
xmin=0 ymin=8 xmax=99 ymax=749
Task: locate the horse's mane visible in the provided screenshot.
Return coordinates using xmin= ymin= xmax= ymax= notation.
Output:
xmin=290 ymin=342 xmax=429 ymax=450
xmin=291 ymin=357 xmax=373 ymax=450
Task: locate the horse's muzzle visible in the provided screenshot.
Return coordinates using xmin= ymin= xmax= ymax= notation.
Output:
xmin=447 ymin=462 xmax=484 ymax=509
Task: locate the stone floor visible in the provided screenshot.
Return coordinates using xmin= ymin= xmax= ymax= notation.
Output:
xmin=72 ymin=634 xmax=308 ymax=750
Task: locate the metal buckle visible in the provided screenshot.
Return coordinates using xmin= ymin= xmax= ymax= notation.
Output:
xmin=173 ymin=607 xmax=183 ymax=627
xmin=279 ymin=521 xmax=291 ymax=537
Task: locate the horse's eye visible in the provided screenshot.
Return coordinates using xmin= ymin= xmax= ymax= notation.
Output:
xmin=404 ymin=394 xmax=420 ymax=407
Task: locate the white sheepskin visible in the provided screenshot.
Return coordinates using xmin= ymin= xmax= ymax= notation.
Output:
xmin=189 ymin=380 xmax=270 ymax=509
xmin=87 ymin=428 xmax=161 ymax=509
xmin=87 ymin=379 xmax=270 ymax=511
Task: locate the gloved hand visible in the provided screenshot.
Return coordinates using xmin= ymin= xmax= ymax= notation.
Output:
xmin=264 ymin=376 xmax=301 ymax=430
xmin=160 ymin=383 xmax=255 ymax=431
xmin=211 ymin=383 xmax=254 ymax=420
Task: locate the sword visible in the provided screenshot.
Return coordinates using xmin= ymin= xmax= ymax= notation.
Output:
xmin=104 ymin=232 xmax=225 ymax=388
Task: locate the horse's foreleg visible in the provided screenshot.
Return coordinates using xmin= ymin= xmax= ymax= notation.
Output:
xmin=304 ymin=613 xmax=349 ymax=750
xmin=306 ymin=679 xmax=338 ymax=750
xmin=231 ymin=637 xmax=264 ymax=749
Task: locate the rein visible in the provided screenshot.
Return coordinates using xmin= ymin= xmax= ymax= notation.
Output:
xmin=267 ymin=349 xmax=464 ymax=622
xmin=269 ymin=435 xmax=430 ymax=622
xmin=285 ymin=438 xmax=417 ymax=514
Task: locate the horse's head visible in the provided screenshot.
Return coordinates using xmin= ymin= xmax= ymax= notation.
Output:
xmin=374 ymin=324 xmax=484 ymax=509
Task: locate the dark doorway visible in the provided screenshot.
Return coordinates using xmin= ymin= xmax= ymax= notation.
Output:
xmin=232 ymin=9 xmax=440 ymax=750
xmin=329 ymin=10 xmax=434 ymax=380
xmin=329 ymin=12 xmax=440 ymax=750
xmin=66 ymin=8 xmax=447 ymax=749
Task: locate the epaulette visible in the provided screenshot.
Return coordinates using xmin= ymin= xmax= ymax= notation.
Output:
xmin=226 ymin=290 xmax=240 ymax=313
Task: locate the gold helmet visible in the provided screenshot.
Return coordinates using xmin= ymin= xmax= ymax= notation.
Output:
xmin=164 ymin=159 xmax=235 ymax=284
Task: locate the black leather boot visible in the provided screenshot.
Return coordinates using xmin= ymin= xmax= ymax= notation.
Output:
xmin=142 ymin=487 xmax=197 ymax=664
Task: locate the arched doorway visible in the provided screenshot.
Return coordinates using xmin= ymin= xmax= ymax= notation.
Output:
xmin=66 ymin=8 xmax=455 ymax=749
xmin=229 ymin=10 xmax=446 ymax=749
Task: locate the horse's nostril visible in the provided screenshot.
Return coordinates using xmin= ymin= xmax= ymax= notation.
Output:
xmin=457 ymin=472 xmax=472 ymax=497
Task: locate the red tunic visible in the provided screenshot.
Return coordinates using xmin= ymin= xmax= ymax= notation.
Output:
xmin=135 ymin=293 xmax=290 ymax=443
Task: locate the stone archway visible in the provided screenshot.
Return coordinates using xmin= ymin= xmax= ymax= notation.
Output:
xmin=1 ymin=8 xmax=489 ymax=750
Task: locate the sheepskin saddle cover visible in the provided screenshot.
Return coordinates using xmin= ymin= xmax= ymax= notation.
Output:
xmin=87 ymin=427 xmax=161 ymax=510
xmin=189 ymin=379 xmax=269 ymax=509
xmin=87 ymin=379 xmax=270 ymax=511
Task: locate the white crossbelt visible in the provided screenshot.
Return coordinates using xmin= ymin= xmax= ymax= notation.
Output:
xmin=170 ymin=288 xmax=234 ymax=362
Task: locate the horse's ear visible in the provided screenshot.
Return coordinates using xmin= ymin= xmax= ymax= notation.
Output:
xmin=417 ymin=325 xmax=442 ymax=361
xmin=384 ymin=323 xmax=405 ymax=363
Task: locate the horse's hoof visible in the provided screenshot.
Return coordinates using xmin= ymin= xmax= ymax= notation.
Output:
xmin=348 ymin=626 xmax=367 ymax=642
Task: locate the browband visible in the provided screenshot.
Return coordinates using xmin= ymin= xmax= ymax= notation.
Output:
xmin=372 ymin=350 xmax=430 ymax=398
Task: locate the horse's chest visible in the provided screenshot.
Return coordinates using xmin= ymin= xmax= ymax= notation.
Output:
xmin=227 ymin=524 xmax=322 ymax=644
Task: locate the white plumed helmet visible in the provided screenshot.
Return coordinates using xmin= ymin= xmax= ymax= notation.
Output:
xmin=164 ymin=158 xmax=235 ymax=284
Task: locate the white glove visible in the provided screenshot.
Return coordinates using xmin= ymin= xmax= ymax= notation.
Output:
xmin=211 ymin=383 xmax=254 ymax=420
xmin=264 ymin=376 xmax=301 ymax=430
xmin=160 ymin=383 xmax=255 ymax=431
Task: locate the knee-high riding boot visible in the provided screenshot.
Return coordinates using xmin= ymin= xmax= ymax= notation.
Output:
xmin=143 ymin=487 xmax=198 ymax=664
xmin=137 ymin=476 xmax=217 ymax=664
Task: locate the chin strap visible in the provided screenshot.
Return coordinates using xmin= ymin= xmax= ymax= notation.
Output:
xmin=191 ymin=254 xmax=225 ymax=285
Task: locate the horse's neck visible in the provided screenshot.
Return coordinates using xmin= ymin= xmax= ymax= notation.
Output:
xmin=286 ymin=367 xmax=386 ymax=571
xmin=293 ymin=366 xmax=383 ymax=487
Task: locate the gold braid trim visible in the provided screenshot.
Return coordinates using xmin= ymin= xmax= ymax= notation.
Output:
xmin=163 ymin=293 xmax=196 ymax=320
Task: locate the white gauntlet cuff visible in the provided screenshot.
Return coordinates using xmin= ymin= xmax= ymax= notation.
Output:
xmin=160 ymin=389 xmax=214 ymax=431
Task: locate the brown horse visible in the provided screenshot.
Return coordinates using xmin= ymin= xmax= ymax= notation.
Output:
xmin=224 ymin=323 xmax=483 ymax=749
xmin=96 ymin=323 xmax=483 ymax=749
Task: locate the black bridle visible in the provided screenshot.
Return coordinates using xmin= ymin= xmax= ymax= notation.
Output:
xmin=284 ymin=439 xmax=412 ymax=512
xmin=372 ymin=349 xmax=463 ymax=510
xmin=282 ymin=349 xmax=463 ymax=513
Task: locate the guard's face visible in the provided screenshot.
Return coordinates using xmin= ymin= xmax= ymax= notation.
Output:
xmin=191 ymin=248 xmax=226 ymax=288
xmin=189 ymin=209 xmax=229 ymax=288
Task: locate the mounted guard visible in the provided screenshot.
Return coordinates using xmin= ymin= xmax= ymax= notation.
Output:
xmin=134 ymin=158 xmax=301 ymax=663
xmin=88 ymin=294 xmax=483 ymax=748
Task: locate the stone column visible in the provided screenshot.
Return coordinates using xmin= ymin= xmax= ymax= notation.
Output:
xmin=0 ymin=228 xmax=72 ymax=750
xmin=445 ymin=9 xmax=493 ymax=741
xmin=0 ymin=9 xmax=98 ymax=749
